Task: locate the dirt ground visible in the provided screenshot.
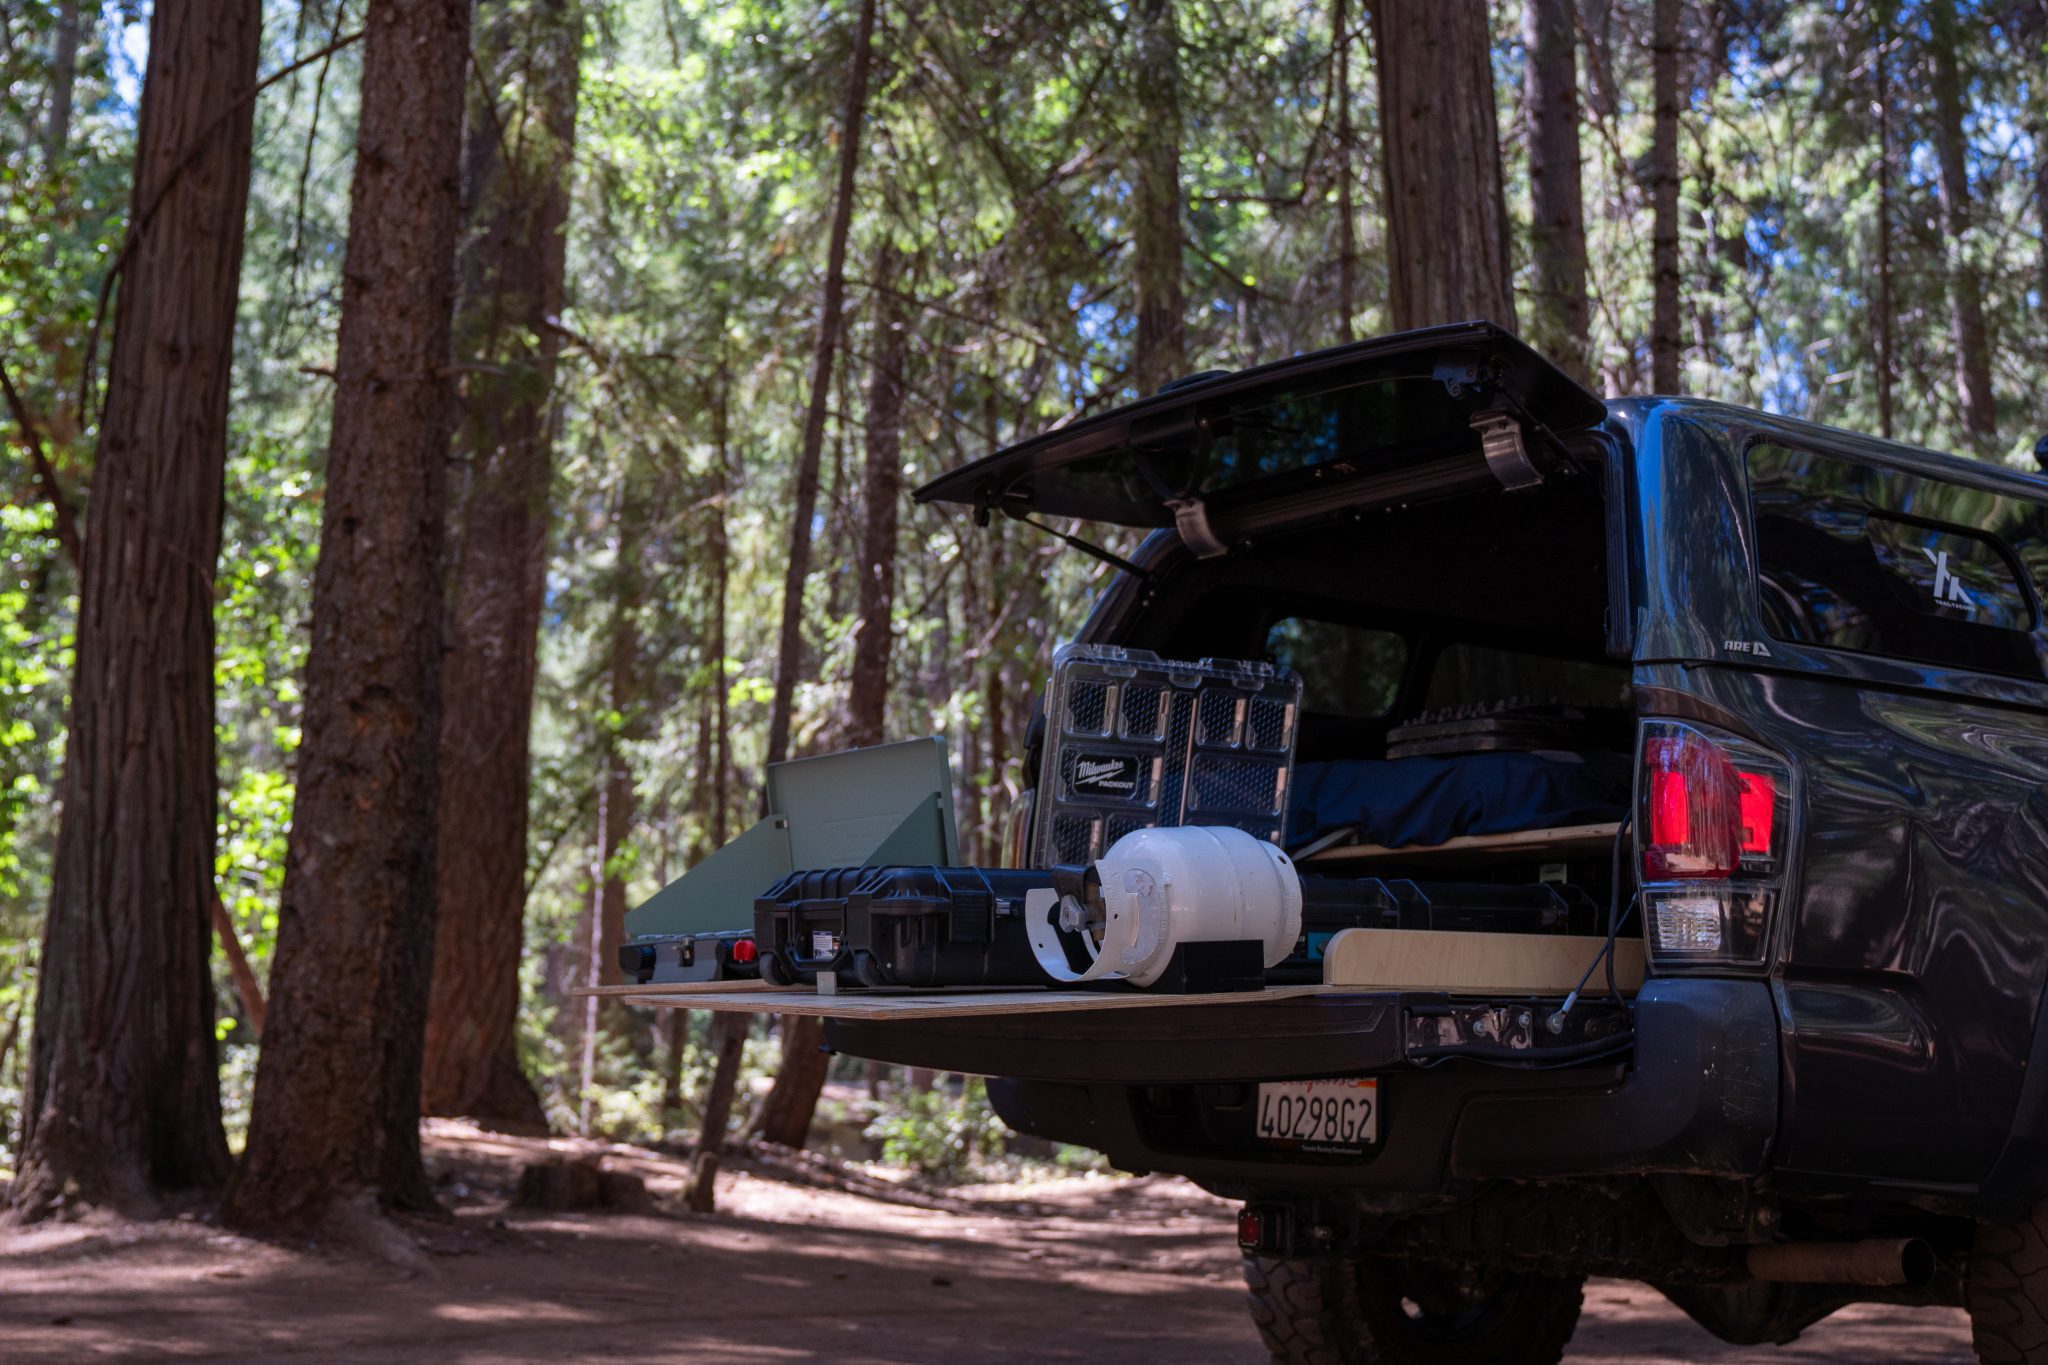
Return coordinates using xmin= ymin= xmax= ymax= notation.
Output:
xmin=0 ymin=1121 xmax=1974 ymax=1363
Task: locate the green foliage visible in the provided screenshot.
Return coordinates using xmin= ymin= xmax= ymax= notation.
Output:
xmin=864 ymin=1076 xmax=1006 ymax=1180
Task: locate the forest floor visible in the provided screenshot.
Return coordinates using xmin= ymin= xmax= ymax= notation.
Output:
xmin=0 ymin=1120 xmax=1975 ymax=1363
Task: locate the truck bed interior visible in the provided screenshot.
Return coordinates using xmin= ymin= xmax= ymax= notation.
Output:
xmin=1091 ymin=471 xmax=1636 ymax=946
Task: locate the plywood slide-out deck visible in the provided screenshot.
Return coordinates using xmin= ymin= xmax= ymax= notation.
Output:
xmin=582 ymin=980 xmax=1331 ymax=1021
xmin=578 ymin=930 xmax=1640 ymax=1020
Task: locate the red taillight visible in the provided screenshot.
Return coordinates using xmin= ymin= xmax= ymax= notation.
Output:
xmin=1237 ymin=1210 xmax=1264 ymax=1249
xmin=1641 ymin=727 xmax=1740 ymax=879
xmin=1639 ymin=721 xmax=1792 ymax=972
xmin=730 ymin=937 xmax=758 ymax=964
xmin=1641 ymin=724 xmax=1785 ymax=879
xmin=1737 ymin=772 xmax=1776 ymax=854
xmin=1651 ymin=770 xmax=1691 ymax=846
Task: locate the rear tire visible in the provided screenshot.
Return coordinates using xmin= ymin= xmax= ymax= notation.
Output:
xmin=1242 ymin=1253 xmax=1584 ymax=1365
xmin=1969 ymin=1198 xmax=2048 ymax=1364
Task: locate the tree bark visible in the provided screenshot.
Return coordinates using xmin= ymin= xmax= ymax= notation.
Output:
xmin=1926 ymin=0 xmax=1997 ymax=443
xmin=709 ymin=366 xmax=733 ymax=848
xmin=847 ymin=245 xmax=907 ymax=750
xmin=9 ymin=0 xmax=260 ymax=1222
xmin=753 ymin=1 xmax=879 ymax=1142
xmin=597 ymin=569 xmax=637 ymax=990
xmin=1522 ymin=0 xmax=1592 ymax=384
xmin=1332 ymin=0 xmax=1357 ymax=345
xmin=1130 ymin=0 xmax=1186 ymax=393
xmin=2021 ymin=2 xmax=2048 ymax=354
xmin=764 ymin=0 xmax=878 ymax=769
xmin=1372 ymin=0 xmax=1516 ymax=331
xmin=2036 ymin=111 xmax=2048 ymax=327
xmin=421 ymin=0 xmax=579 ymax=1133
xmin=225 ymin=0 xmax=472 ymax=1234
xmin=43 ymin=0 xmax=82 ymax=165
xmin=576 ymin=554 xmax=639 ymax=1134
xmin=1649 ymin=0 xmax=1682 ymax=393
xmin=753 ymin=1015 xmax=832 ymax=1149
xmin=686 ymin=1012 xmax=747 ymax=1213
xmin=1873 ymin=12 xmax=1896 ymax=440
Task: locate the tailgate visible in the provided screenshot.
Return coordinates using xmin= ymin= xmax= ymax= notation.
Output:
xmin=822 ymin=991 xmax=1628 ymax=1085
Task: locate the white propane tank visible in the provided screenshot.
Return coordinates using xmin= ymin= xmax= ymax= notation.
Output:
xmin=1024 ymin=825 xmax=1303 ymax=988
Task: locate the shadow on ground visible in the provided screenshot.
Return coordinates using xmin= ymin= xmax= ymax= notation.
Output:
xmin=0 ymin=1122 xmax=1976 ymax=1364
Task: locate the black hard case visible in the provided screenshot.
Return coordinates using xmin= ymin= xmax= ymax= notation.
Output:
xmin=754 ymin=865 xmax=1059 ymax=989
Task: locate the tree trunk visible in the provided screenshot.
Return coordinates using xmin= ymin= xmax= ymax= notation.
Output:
xmin=225 ymin=0 xmax=471 ymax=1234
xmin=9 ymin=0 xmax=260 ymax=1220
xmin=576 ymin=507 xmax=638 ymax=1133
xmin=660 ymin=1011 xmax=688 ymax=1117
xmin=1372 ymin=0 xmax=1516 ymax=331
xmin=1522 ymin=0 xmax=1591 ymax=384
xmin=751 ymin=0 xmax=878 ymax=1146
xmin=2023 ymin=2 xmax=2048 ymax=359
xmin=1873 ymin=11 xmax=1896 ymax=440
xmin=576 ymin=783 xmax=607 ymax=1136
xmin=753 ymin=1016 xmax=831 ymax=1149
xmin=687 ymin=1012 xmax=747 ymax=1213
xmin=2036 ymin=113 xmax=2047 ymax=327
xmin=421 ymin=0 xmax=579 ymax=1133
xmin=1130 ymin=0 xmax=1186 ymax=393
xmin=1648 ymin=0 xmax=1682 ymax=393
xmin=764 ymin=0 xmax=878 ymax=769
xmin=1926 ymin=0 xmax=1997 ymax=443
xmin=1332 ymin=0 xmax=1357 ymax=345
xmin=597 ymin=592 xmax=638 ymax=988
xmin=710 ymin=367 xmax=732 ymax=848
xmin=847 ymin=245 xmax=907 ymax=750
xmin=43 ymin=0 xmax=82 ymax=165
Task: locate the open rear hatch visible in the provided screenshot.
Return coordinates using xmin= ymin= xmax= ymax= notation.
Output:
xmin=913 ymin=320 xmax=1606 ymax=554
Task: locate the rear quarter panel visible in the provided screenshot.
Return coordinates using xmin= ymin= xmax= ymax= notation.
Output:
xmin=1622 ymin=402 xmax=2048 ymax=1188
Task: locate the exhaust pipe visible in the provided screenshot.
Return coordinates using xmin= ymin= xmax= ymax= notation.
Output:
xmin=1746 ymin=1237 xmax=1936 ymax=1287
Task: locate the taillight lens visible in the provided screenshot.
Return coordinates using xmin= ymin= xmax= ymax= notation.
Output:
xmin=1637 ymin=721 xmax=1794 ymax=974
xmin=1737 ymin=773 xmax=1776 ymax=854
xmin=1642 ymin=728 xmax=1741 ymax=878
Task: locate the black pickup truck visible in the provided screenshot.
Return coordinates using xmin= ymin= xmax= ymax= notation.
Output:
xmin=823 ymin=323 xmax=2048 ymax=1364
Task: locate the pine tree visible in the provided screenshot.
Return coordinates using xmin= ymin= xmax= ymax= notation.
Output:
xmin=10 ymin=0 xmax=263 ymax=1220
xmin=1372 ymin=0 xmax=1516 ymax=329
xmin=421 ymin=0 xmax=581 ymax=1131
xmin=227 ymin=0 xmax=473 ymax=1234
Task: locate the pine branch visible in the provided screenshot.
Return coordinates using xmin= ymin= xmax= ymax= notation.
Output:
xmin=0 ymin=355 xmax=82 ymax=568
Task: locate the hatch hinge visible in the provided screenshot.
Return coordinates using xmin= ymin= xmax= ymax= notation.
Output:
xmin=1472 ymin=411 xmax=1545 ymax=491
xmin=1165 ymin=496 xmax=1229 ymax=558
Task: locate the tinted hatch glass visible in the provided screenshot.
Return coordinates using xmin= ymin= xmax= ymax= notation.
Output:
xmin=913 ymin=322 xmax=1606 ymax=531
xmin=1422 ymin=644 xmax=1631 ymax=711
xmin=1265 ymin=618 xmax=1406 ymax=716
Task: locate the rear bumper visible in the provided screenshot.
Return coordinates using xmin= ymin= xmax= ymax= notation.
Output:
xmin=970 ymin=978 xmax=1779 ymax=1198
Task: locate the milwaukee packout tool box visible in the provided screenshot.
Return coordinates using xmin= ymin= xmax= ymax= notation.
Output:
xmin=1031 ymin=645 xmax=1303 ymax=867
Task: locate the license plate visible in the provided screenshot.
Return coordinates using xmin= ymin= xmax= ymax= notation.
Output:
xmin=1255 ymin=1078 xmax=1378 ymax=1153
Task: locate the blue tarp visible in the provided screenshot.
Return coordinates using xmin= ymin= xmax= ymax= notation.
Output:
xmin=1287 ymin=751 xmax=1631 ymax=850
